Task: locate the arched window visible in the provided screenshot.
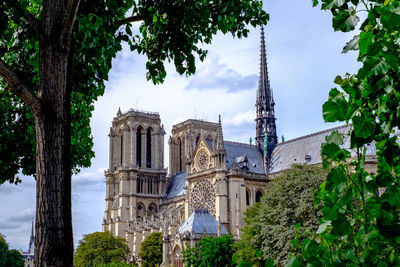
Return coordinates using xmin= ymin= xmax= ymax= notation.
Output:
xmin=148 ymin=203 xmax=157 ymax=216
xmin=146 ymin=128 xmax=152 ymax=168
xmin=136 ymin=127 xmax=142 ymax=167
xmin=246 ymin=190 xmax=250 ymax=206
xmin=137 ymin=203 xmax=145 ymax=218
xmin=196 ymin=135 xmax=200 ymax=147
xmin=256 ymin=190 xmax=263 ymax=202
xmin=178 ymin=137 xmax=182 ymax=172
xmin=137 ymin=176 xmax=141 ymax=193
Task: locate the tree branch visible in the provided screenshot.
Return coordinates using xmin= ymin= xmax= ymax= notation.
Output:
xmin=0 ymin=59 xmax=42 ymax=117
xmin=60 ymin=0 xmax=81 ymax=41
xmin=120 ymin=15 xmax=150 ymax=25
xmin=10 ymin=2 xmax=39 ymax=35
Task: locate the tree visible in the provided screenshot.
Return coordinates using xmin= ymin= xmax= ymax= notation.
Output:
xmin=232 ymin=164 xmax=325 ymax=266
xmin=0 ymin=0 xmax=268 ymax=265
xmin=139 ymin=232 xmax=162 ymax=267
xmin=287 ymin=0 xmax=400 ymax=266
xmin=73 ymin=231 xmax=130 ymax=266
xmin=182 ymin=234 xmax=234 ymax=267
xmin=0 ymin=234 xmax=24 ymax=267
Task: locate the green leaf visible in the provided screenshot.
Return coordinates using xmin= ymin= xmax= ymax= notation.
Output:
xmin=332 ymin=7 xmax=360 ymax=32
xmin=322 ymin=88 xmax=349 ymax=122
xmin=352 ymin=115 xmax=375 ymax=139
xmin=321 ymin=0 xmax=345 ymax=9
xmin=378 ymin=6 xmax=400 ymax=30
xmin=359 ymin=56 xmax=391 ymax=77
xmin=265 ymin=258 xmax=274 ymax=267
xmin=331 ymin=214 xmax=352 ymax=236
xmin=325 ymin=131 xmax=344 ymax=145
xmin=285 ymin=256 xmax=301 ymax=267
xmin=359 ymin=32 xmax=373 ymax=56
xmin=342 ymin=34 xmax=359 ymax=53
xmin=317 ymin=220 xmax=332 ymax=234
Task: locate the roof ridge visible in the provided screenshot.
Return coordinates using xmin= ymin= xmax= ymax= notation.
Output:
xmin=224 ymin=140 xmax=256 ymax=148
xmin=278 ymin=124 xmax=350 ymax=146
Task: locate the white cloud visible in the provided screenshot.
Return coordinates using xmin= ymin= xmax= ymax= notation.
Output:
xmin=224 ymin=110 xmax=255 ymax=127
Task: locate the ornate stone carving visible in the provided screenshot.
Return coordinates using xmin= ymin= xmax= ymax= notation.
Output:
xmin=190 ymin=179 xmax=215 ymax=216
xmin=195 ymin=149 xmax=209 ymax=171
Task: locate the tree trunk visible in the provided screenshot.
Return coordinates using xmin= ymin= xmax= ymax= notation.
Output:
xmin=34 ymin=1 xmax=74 ymax=266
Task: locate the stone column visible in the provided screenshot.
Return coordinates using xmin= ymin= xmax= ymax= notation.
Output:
xmin=141 ymin=132 xmax=146 ymax=168
xmin=168 ymin=137 xmax=173 ymax=175
xmin=123 ymin=128 xmax=130 ymax=167
xmin=160 ymin=131 xmax=165 ymax=169
xmin=162 ymin=223 xmax=170 ymax=266
xmin=215 ymin=172 xmax=228 ymax=227
xmin=130 ymin=126 xmax=136 ymax=167
xmin=118 ymin=172 xmax=129 ymax=222
xmin=154 ymin=134 xmax=160 ymax=170
xmin=108 ymin=129 xmax=113 ymax=170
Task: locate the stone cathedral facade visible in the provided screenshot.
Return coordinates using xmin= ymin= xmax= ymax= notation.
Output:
xmin=102 ymin=27 xmax=377 ymax=266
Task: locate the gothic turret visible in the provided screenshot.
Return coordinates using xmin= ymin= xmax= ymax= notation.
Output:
xmin=215 ymin=115 xmax=226 ymax=168
xmin=255 ymin=26 xmax=277 ymax=171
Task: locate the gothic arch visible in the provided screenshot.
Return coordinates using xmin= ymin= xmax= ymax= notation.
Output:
xmin=136 ymin=126 xmax=143 ymax=167
xmin=146 ymin=127 xmax=153 ymax=168
xmin=255 ymin=189 xmax=264 ymax=203
xmin=246 ymin=188 xmax=251 ymax=206
xmin=136 ymin=202 xmax=145 ymax=218
xmin=177 ymin=136 xmax=183 ymax=172
xmin=147 ymin=203 xmax=157 ymax=216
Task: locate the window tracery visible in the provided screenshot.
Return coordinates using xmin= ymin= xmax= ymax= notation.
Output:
xmin=190 ymin=179 xmax=215 ymax=216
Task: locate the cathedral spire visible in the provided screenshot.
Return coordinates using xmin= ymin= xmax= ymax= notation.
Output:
xmin=28 ymin=218 xmax=34 ymax=254
xmin=255 ymin=26 xmax=277 ymax=171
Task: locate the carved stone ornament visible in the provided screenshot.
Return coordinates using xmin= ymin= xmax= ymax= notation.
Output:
xmin=195 ymin=149 xmax=209 ymax=171
xmin=190 ymin=179 xmax=215 ymax=216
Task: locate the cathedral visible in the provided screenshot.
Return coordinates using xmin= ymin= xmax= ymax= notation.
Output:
xmin=102 ymin=27 xmax=376 ymax=265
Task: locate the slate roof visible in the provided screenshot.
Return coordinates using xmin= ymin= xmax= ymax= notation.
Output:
xmin=165 ymin=172 xmax=186 ymax=199
xmin=178 ymin=210 xmax=228 ymax=235
xmin=269 ymin=125 xmax=376 ymax=174
xmin=224 ymin=141 xmax=265 ymax=174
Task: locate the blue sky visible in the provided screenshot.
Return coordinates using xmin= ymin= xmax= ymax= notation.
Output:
xmin=0 ymin=0 xmax=361 ymax=250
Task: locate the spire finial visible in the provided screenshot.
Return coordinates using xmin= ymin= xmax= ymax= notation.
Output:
xmin=117 ymin=107 xmax=122 ymax=116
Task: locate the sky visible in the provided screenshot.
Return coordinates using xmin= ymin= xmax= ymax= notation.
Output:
xmin=0 ymin=0 xmax=361 ymax=250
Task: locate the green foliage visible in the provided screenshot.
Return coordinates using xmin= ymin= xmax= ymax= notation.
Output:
xmin=287 ymin=0 xmax=400 ymax=265
xmin=0 ymin=234 xmax=24 ymax=267
xmin=139 ymin=232 xmax=162 ymax=267
xmin=0 ymin=0 xmax=268 ymax=185
xmin=233 ymin=164 xmax=325 ymax=266
xmin=73 ymin=232 xmax=130 ymax=267
xmin=183 ymin=234 xmax=234 ymax=267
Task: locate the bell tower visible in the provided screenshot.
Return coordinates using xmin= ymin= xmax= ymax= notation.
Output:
xmin=255 ymin=26 xmax=277 ymax=171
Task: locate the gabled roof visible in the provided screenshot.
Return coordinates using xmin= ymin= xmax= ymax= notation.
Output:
xmin=178 ymin=210 xmax=228 ymax=235
xmin=165 ymin=172 xmax=186 ymax=199
xmin=269 ymin=125 xmax=376 ymax=174
xmin=224 ymin=141 xmax=265 ymax=174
